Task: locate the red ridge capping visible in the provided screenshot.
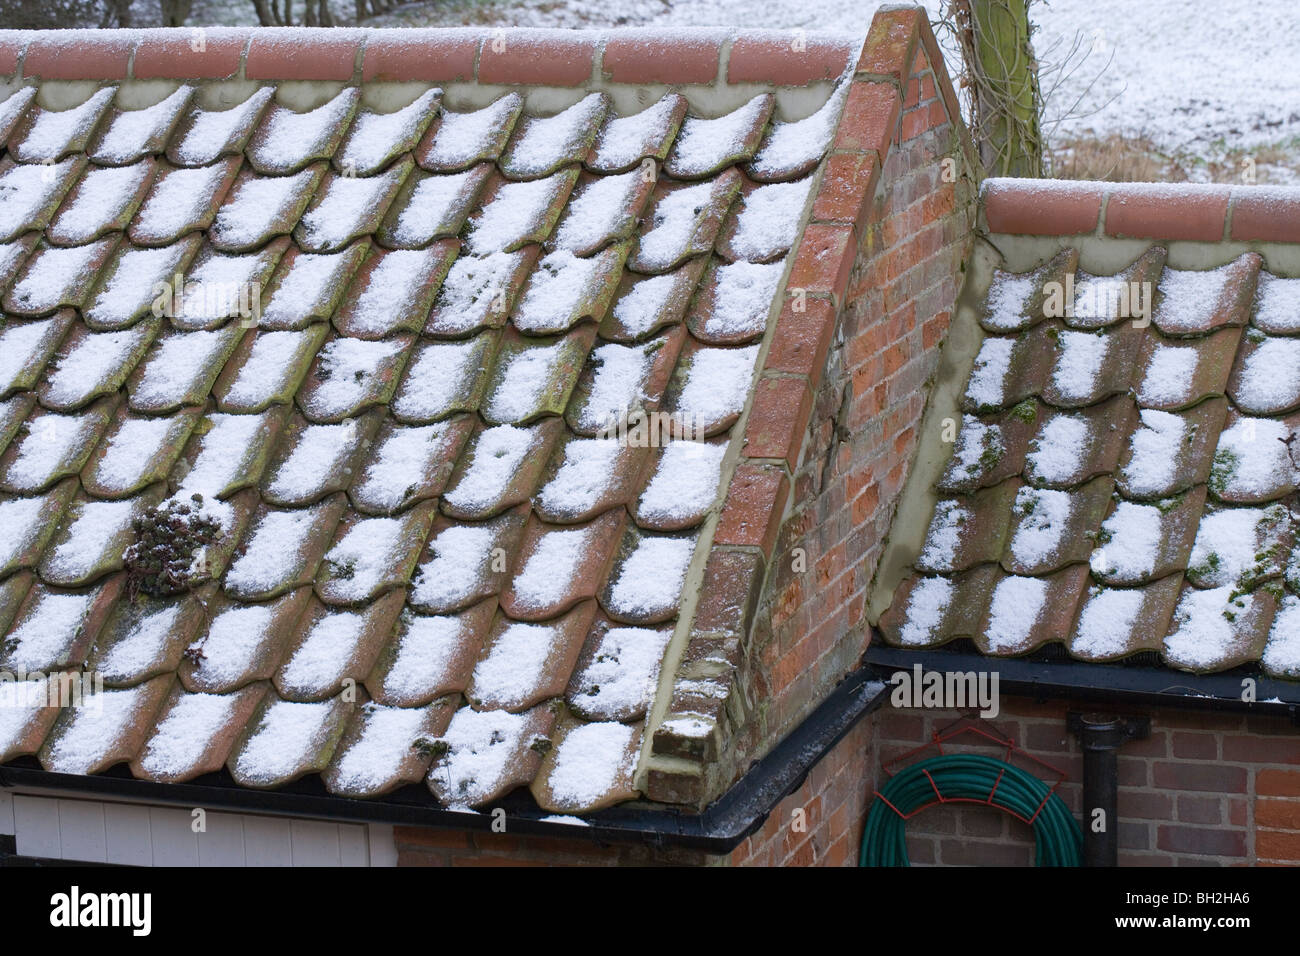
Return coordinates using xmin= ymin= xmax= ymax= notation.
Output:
xmin=1105 ymin=182 xmax=1230 ymax=241
xmin=983 ymin=178 xmax=1104 ymax=236
xmin=476 ymin=29 xmax=597 ymax=87
xmin=0 ymin=34 xmax=24 ymax=76
xmin=1230 ymin=187 xmax=1300 ymax=244
xmin=726 ymin=33 xmax=857 ymax=86
xmin=245 ymin=28 xmax=363 ymax=81
xmin=360 ymin=29 xmax=480 ymax=83
xmin=24 ymin=30 xmax=134 ymax=80
xmin=600 ymin=29 xmax=724 ymax=85
xmin=856 ymin=5 xmax=923 ymax=84
xmin=133 ymin=29 xmax=250 ymax=80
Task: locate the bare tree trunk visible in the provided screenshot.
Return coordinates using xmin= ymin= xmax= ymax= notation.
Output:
xmin=101 ymin=0 xmax=132 ymax=26
xmin=159 ymin=0 xmax=191 ymax=26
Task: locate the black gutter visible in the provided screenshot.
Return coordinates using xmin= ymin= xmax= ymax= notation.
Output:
xmin=864 ymin=643 xmax=1300 ymax=719
xmin=0 ymin=665 xmax=892 ymax=855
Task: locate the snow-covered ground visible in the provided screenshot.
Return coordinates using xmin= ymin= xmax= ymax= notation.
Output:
xmin=138 ymin=0 xmax=1300 ymax=176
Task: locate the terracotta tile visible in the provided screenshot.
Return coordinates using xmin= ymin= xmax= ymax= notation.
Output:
xmin=1152 ymin=253 xmax=1260 ymax=336
xmin=565 ymin=325 xmax=684 ymax=436
xmin=87 ymin=86 xmax=193 ymax=165
xmin=315 ymin=503 xmax=435 ymax=606
xmin=1093 ymin=486 xmax=1207 ymax=587
xmin=0 ymin=476 xmax=73 ymax=580
xmin=587 ymin=94 xmax=688 ymax=174
xmin=0 ymin=394 xmax=35 ymax=461
xmin=259 ymin=240 xmax=370 ymax=331
xmin=7 ymin=88 xmax=116 ymax=162
xmin=1 ymin=575 xmax=123 ymax=673
xmin=296 ymin=332 xmax=414 ymax=424
xmin=629 ymin=169 xmax=741 ymax=274
xmin=37 ymin=318 xmax=159 ymax=412
xmin=466 ymin=601 xmax=595 ymax=712
xmin=1253 ymin=273 xmax=1300 ymax=335
xmin=47 ymin=158 xmax=157 ymax=246
xmin=974 ymin=563 xmax=1090 ymax=656
xmin=367 ymin=599 xmax=495 ymax=706
xmin=1067 ymin=574 xmax=1183 ymax=661
xmin=690 ymin=548 xmax=764 ymax=641
xmin=0 ymin=157 xmax=84 ymax=243
xmin=662 ymin=339 xmax=761 ymax=438
xmin=127 ymin=322 xmax=248 ymax=414
xmin=88 ymin=586 xmax=214 ymax=688
xmin=260 ymin=409 xmax=382 ymax=507
xmin=983 ymin=180 xmax=1104 ymax=237
xmin=476 ymin=30 xmax=597 ymax=87
xmin=937 ymin=403 xmax=1042 ymax=494
xmin=1229 ymin=330 xmax=1300 ymax=416
xmin=1023 ymin=394 xmax=1137 ymax=489
xmin=82 ymin=405 xmax=202 ymax=498
xmin=415 ymin=93 xmax=523 ymax=173
xmin=127 ymin=157 xmax=242 ymax=247
xmin=377 ymin=163 xmax=491 ymax=249
xmin=748 ymin=85 xmax=850 ymax=183
xmin=350 ymin=414 xmax=475 ymax=516
xmin=1185 ymin=501 xmax=1291 ymax=591
xmin=566 ymin=616 xmax=673 ymax=723
xmin=169 ymin=406 xmax=291 ymax=501
xmin=0 ymin=667 xmax=63 ymax=765
xmin=1042 ymin=320 xmax=1146 ymax=408
xmin=209 ymin=162 xmax=326 ymax=253
xmin=0 ymin=570 xmax=34 ymax=643
xmin=686 ymin=257 xmax=787 ymax=345
xmin=180 ymin=588 xmax=312 ymax=694
xmin=601 ymin=32 xmax=721 ymax=84
xmin=425 ymin=247 xmax=538 ymax=337
xmin=1117 ymin=399 xmax=1228 ymax=500
xmin=227 ymin=690 xmax=354 ymax=789
xmin=600 ymin=525 xmax=699 ymax=624
xmin=245 ymin=33 xmax=360 ymax=81
xmin=876 ymin=565 xmax=1000 ymax=648
xmin=530 ymin=714 xmax=641 ymax=813
xmin=4 ymin=236 xmax=120 ymax=317
xmin=293 ymin=156 xmax=414 ymax=253
xmin=166 ymin=87 xmax=274 ymax=168
xmin=552 ymin=169 xmax=655 ymax=257
xmin=1207 ymin=409 xmax=1300 ymax=504
xmin=786 ymin=222 xmax=855 ymax=306
xmin=38 ymin=673 xmax=173 ymax=776
xmin=132 ymin=31 xmax=249 ymax=80
xmin=1135 ymin=325 xmax=1242 ymax=411
xmin=980 ymin=248 xmax=1079 ymax=333
xmin=324 ymin=697 xmax=455 ymax=798
xmin=333 ymin=241 xmax=457 ymax=340
xmin=729 ymin=34 xmax=854 ymax=85
xmin=38 ymin=486 xmax=165 ymax=588
xmin=1002 ymin=475 xmax=1114 ymax=574
xmin=83 ymin=235 xmax=202 ymax=331
xmin=424 ymin=700 xmax=556 ymax=807
xmin=444 ymin=419 xmax=565 ymax=521
xmin=510 ymin=243 xmax=628 ymax=335
xmin=536 ymin=434 xmax=649 ymax=524
xmin=634 ymin=436 xmax=729 ymax=532
xmin=1106 ymin=184 xmax=1230 ymax=241
xmin=809 ymin=151 xmax=878 ymax=224
xmin=223 ymin=495 xmax=347 ymax=601
xmin=741 ymin=375 xmax=812 ymax=469
xmin=600 ymin=257 xmax=707 ymax=343
xmin=361 ymin=29 xmax=480 ymax=82
xmin=464 ymin=168 xmax=579 ymax=255
xmin=500 ymin=510 xmax=625 ymax=621
xmin=391 ymin=331 xmax=497 ymax=424
xmin=408 ymin=508 xmax=529 ymax=614
xmin=129 ymin=681 xmax=268 ymax=784
xmin=717 ymin=172 xmax=816 ymax=263
xmin=1231 ymin=187 xmax=1300 ymax=244
xmin=1164 ymin=582 xmax=1275 ymax=674
xmin=335 ymin=88 xmax=441 ymax=178
xmin=663 ymin=94 xmax=773 ymax=180
xmin=0 ymin=311 xmax=75 ymax=397
xmin=0 ymin=396 xmax=117 ymax=494
xmin=914 ymin=481 xmax=1019 ymax=574
xmin=499 ymin=93 xmax=608 ymax=181
xmin=275 ymin=589 xmax=406 ymax=701
xmin=1063 ymin=246 xmax=1166 ymax=331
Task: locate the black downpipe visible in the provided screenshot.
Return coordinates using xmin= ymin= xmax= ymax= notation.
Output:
xmin=1067 ymin=713 xmax=1149 ymax=867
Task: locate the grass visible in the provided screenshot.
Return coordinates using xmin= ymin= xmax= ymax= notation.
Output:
xmin=1046 ymin=132 xmax=1300 ymax=184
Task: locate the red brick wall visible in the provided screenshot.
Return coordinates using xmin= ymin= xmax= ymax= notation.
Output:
xmin=875 ymin=697 xmax=1300 ymax=866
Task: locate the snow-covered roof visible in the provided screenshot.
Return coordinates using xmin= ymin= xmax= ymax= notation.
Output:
xmin=876 ymin=179 xmax=1300 ymax=679
xmin=0 ymin=25 xmax=868 ymax=814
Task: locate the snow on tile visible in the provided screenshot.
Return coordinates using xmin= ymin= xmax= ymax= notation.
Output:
xmin=1138 ymin=342 xmax=1198 ymax=406
xmin=355 ymin=422 xmax=455 ymax=512
xmin=1026 ymin=413 xmax=1089 ymax=485
xmin=43 ymin=685 xmax=148 ymax=774
xmin=44 ymin=327 xmax=144 ymax=408
xmin=252 ymin=89 xmax=358 ymax=171
xmin=510 ymin=250 xmax=604 ymax=333
xmin=1070 ymin=275 xmax=1131 ymax=326
xmin=983 ymin=575 xmax=1049 ymax=652
xmin=266 ymin=421 xmax=361 ymax=502
xmin=187 ymin=602 xmax=274 ymax=687
xmin=1093 ymin=501 xmax=1163 ymax=580
xmin=570 ymin=626 xmax=671 ymax=718
xmin=97 ymin=602 xmax=182 ymax=681
xmin=382 ymin=611 xmax=463 ymax=700
xmin=471 ymin=621 xmax=562 ymax=710
xmin=305 ymin=337 xmax=406 ymax=419
xmin=43 ymin=499 xmax=136 ymax=582
xmin=18 ymin=88 xmax=115 ymax=162
xmin=984 ymin=271 xmax=1038 ymax=331
xmin=918 ymin=500 xmax=969 ymax=571
xmin=442 ymin=425 xmax=537 ymax=514
xmin=1122 ymin=409 xmax=1186 ymax=497
xmin=4 ymin=590 xmax=94 ymax=672
xmin=0 ymin=317 xmax=64 ymax=394
xmin=504 ymin=93 xmax=605 ymax=178
xmin=176 ymin=249 xmax=274 ymax=328
xmin=233 ymin=698 xmax=335 ymax=783
xmin=296 ymin=167 xmax=400 ymax=251
xmin=387 ymin=167 xmax=481 ymax=246
xmin=344 ymin=248 xmax=443 ymax=337
xmin=538 ymin=438 xmax=623 ymax=516
xmin=1255 ymin=275 xmax=1300 ymax=334
xmin=92 ymin=414 xmax=179 ymax=492
xmin=553 ymin=169 xmax=643 ymax=252
xmin=698 ymin=260 xmax=784 ymax=338
xmin=485 ymin=340 xmax=567 ymax=423
xmin=171 ymin=88 xmax=274 ymax=166
xmin=136 ymin=691 xmax=237 ymax=778
xmin=0 ymin=496 xmax=47 ymax=570
xmin=338 ymin=89 xmax=440 ymax=174
xmin=635 ymin=179 xmax=718 ymax=272
xmin=612 ymin=272 xmax=681 ymax=338
xmin=668 ymin=95 xmax=769 ymax=177
xmin=430 ymin=706 xmax=531 ymax=806
xmin=85 ymin=244 xmax=190 ymax=329
xmin=637 ymin=440 xmax=727 ymax=523
xmin=330 ymin=702 xmax=429 ymax=793
xmin=224 ymin=508 xmax=321 ymax=594
xmin=943 ymin=415 xmax=1004 ymax=488
xmin=176 ymin=411 xmax=267 ymax=498
xmin=212 ymin=166 xmax=318 ymax=248
xmin=591 ymin=95 xmax=681 ymax=171
xmin=1263 ymin=594 xmax=1300 ymax=677
xmin=4 ymin=409 xmax=103 ymax=490
xmin=393 ymin=338 xmax=484 ymax=421
xmin=1212 ymin=417 xmax=1295 ymax=498
xmin=429 ymin=251 xmax=521 ymax=332
xmin=607 ymin=534 xmax=696 ymax=619
xmin=749 ymin=83 xmax=847 ymax=179
xmin=1071 ymin=587 xmax=1145 ymax=658
xmin=1163 ymin=585 xmax=1249 ymax=670
xmin=133 ymin=327 xmax=232 ymax=409
xmin=321 ymin=517 xmax=407 ymax=602
xmin=411 ymin=523 xmax=498 ymax=610
xmin=1236 ymin=335 xmax=1300 ymax=411
xmin=133 ymin=162 xmax=230 ymax=240
xmin=546 ymin=721 xmax=636 ymax=808
xmin=279 ymin=610 xmax=365 ymax=695
xmin=51 ymin=162 xmax=151 ymax=242
xmin=466 ymin=173 xmax=567 ymax=254
xmin=965 ymin=336 xmax=1014 ymax=409
xmin=8 ymin=241 xmax=107 ymax=314
xmin=0 ymin=158 xmax=79 ymax=240
xmin=260 ymin=250 xmax=360 ymax=330
xmin=674 ymin=345 xmax=759 ymax=427
xmin=93 ymin=86 xmax=192 ymax=163
xmin=1009 ymin=486 xmax=1073 ymax=567
xmin=0 ymin=86 xmax=35 ymax=139
xmin=1188 ymin=506 xmax=1284 ymax=587
xmin=727 ymin=176 xmax=814 ymax=261
xmin=573 ymin=341 xmax=653 ymax=432
xmin=422 ymin=94 xmax=521 ymax=170
xmin=1155 ymin=265 xmax=1231 ymax=333
xmin=510 ymin=526 xmax=593 ymax=611
xmin=1051 ymin=329 xmax=1109 ymax=402
xmin=0 ymin=675 xmax=51 ymax=756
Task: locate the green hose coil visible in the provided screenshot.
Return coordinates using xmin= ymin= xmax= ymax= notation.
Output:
xmin=859 ymin=753 xmax=1083 ymax=866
